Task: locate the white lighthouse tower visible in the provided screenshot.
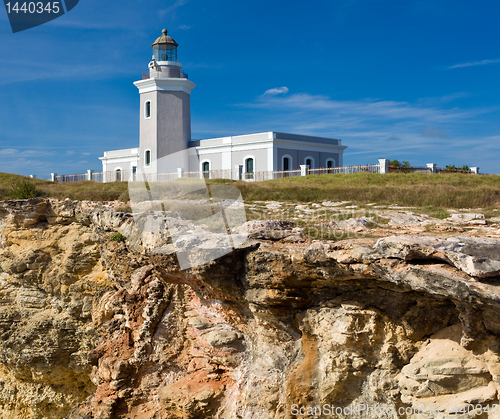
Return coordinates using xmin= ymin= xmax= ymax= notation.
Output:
xmin=133 ymin=29 xmax=196 ymax=174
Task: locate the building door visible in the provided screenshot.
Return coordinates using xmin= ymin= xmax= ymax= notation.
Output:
xmin=283 ymin=157 xmax=290 ymax=171
xmin=245 ymin=158 xmax=254 ymax=179
xmin=115 ymin=169 xmax=122 ymax=181
xmin=202 ymin=161 xmax=210 ymax=178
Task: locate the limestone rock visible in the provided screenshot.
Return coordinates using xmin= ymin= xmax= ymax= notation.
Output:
xmin=329 ymin=217 xmax=371 ymax=231
xmin=203 ymin=330 xmax=241 ymax=347
xmin=377 ymin=210 xmax=429 ymax=226
xmin=0 ymin=198 xmax=500 ymax=419
xmin=374 ymin=235 xmax=500 ymax=278
xmin=448 ymin=213 xmax=487 ymax=225
xmin=233 ymin=219 xmax=298 ymax=240
xmin=398 ymin=324 xmax=500 ymax=418
xmin=188 ymin=316 xmax=213 ymax=330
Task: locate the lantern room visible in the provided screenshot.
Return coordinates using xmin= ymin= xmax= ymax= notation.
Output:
xmin=152 ymin=29 xmax=178 ymax=62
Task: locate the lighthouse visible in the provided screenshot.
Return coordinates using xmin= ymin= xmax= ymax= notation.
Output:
xmin=133 ymin=29 xmax=196 ymax=174
xmin=100 ymin=29 xmax=346 ymax=182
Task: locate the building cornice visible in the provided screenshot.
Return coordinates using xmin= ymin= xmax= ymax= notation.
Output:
xmin=99 ymin=153 xmax=139 ymax=162
xmin=274 ymin=138 xmax=347 ymax=151
xmin=134 ymin=78 xmax=196 ymax=95
xmin=191 ymin=137 xmax=347 ymax=153
xmin=192 ymin=139 xmax=274 ymax=153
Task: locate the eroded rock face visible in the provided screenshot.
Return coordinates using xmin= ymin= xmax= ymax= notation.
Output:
xmin=0 ymin=199 xmax=108 ymax=418
xmin=398 ymin=323 xmax=500 ymax=418
xmin=1 ymin=198 xmax=500 ymax=418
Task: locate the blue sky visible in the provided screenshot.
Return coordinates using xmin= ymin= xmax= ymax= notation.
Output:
xmin=1 ymin=0 xmax=500 ymax=177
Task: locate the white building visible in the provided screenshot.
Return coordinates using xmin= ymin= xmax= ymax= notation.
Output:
xmin=100 ymin=29 xmax=347 ymax=181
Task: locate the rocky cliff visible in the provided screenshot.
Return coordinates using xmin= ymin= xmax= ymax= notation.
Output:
xmin=1 ymin=198 xmax=500 ymax=418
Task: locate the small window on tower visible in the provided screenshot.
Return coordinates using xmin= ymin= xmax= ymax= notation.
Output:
xmin=145 ymin=101 xmax=151 ymax=119
xmin=145 ymin=150 xmax=151 ymax=166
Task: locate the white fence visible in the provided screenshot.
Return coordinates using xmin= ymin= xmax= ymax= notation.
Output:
xmin=52 ymin=163 xmax=381 ymax=183
xmin=51 ymin=159 xmax=482 ymax=184
xmin=309 ymin=165 xmax=380 ymax=176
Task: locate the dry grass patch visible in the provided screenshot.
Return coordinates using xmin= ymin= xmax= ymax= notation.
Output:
xmin=2 ymin=172 xmax=499 ymax=210
xmin=0 ymin=173 xmax=128 ymax=201
xmin=207 ymin=173 xmax=500 ymax=209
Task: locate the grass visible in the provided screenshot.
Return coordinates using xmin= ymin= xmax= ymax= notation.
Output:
xmin=0 ymin=172 xmax=128 ymax=202
xmin=110 ymin=232 xmax=126 ymax=242
xmin=206 ymin=172 xmax=500 ymax=209
xmin=418 ymin=207 xmax=451 ymax=219
xmin=1 ymin=171 xmax=499 ymax=210
xmin=10 ymin=179 xmax=42 ymax=199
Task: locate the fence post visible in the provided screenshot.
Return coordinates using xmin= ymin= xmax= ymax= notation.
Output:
xmin=471 ymin=167 xmax=479 ymax=174
xmin=87 ymin=169 xmax=94 ymax=181
xmin=177 ymin=168 xmax=185 ymax=178
xmin=378 ymin=159 xmax=389 ymax=174
xmin=426 ymin=163 xmax=437 ymax=173
xmin=233 ymin=165 xmax=243 ymax=180
xmin=300 ymin=165 xmax=309 ymax=176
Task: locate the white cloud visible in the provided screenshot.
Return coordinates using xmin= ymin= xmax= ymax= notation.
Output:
xmin=247 ymin=92 xmax=483 ymax=124
xmin=263 ymin=86 xmax=289 ymax=96
xmin=0 ymin=62 xmax=133 ymax=85
xmin=178 ymin=24 xmax=191 ymax=30
xmin=448 ymin=58 xmax=500 ymax=69
xmin=0 ymin=149 xmax=49 ymax=157
xmin=160 ymin=0 xmax=189 ymax=16
xmin=0 ymin=148 xmax=19 ymax=155
xmin=220 ymin=91 xmax=498 ymax=171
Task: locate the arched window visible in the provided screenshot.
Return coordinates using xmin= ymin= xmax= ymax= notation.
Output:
xmin=326 ymin=158 xmax=336 ymax=173
xmin=282 ymin=154 xmax=293 ymax=172
xmin=145 ymin=101 xmax=151 ymax=119
xmin=145 ymin=150 xmax=151 ymax=167
xmin=326 ymin=159 xmax=335 ymax=168
xmin=304 ymin=156 xmax=315 ymax=168
xmin=115 ymin=169 xmax=122 ymax=181
xmin=245 ymin=158 xmax=254 ymax=179
xmin=202 ymin=161 xmax=210 ymax=179
xmin=283 ymin=157 xmax=290 ymax=171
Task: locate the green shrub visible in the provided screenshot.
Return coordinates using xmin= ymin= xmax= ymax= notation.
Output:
xmin=110 ymin=232 xmax=126 ymax=242
xmin=445 ymin=164 xmax=469 ymax=171
xmin=389 ymin=160 xmax=410 ymax=167
xmin=10 ymin=179 xmax=42 ymax=199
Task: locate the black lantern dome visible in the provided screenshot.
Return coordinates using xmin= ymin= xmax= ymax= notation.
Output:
xmin=152 ymin=29 xmax=178 ymax=62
